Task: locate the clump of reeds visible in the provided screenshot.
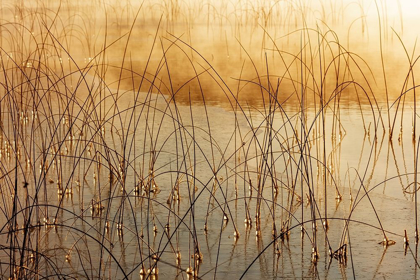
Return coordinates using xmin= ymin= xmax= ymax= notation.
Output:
xmin=0 ymin=0 xmax=418 ymax=279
